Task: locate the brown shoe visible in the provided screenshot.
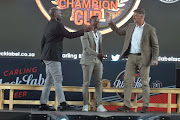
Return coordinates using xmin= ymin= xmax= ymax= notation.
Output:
xmin=117 ymin=105 xmax=130 ymax=112
xmin=141 ymin=106 xmax=148 ymax=113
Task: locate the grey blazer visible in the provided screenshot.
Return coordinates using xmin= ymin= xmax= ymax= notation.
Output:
xmin=80 ymin=31 xmax=102 ymax=65
xmin=109 ymin=22 xmax=159 ymax=66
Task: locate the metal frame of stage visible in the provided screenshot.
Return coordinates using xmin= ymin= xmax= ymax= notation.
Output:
xmin=1 ymin=84 xmax=180 ymax=114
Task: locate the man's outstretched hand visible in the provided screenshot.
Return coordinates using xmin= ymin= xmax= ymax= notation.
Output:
xmin=105 ymin=12 xmax=112 ymax=23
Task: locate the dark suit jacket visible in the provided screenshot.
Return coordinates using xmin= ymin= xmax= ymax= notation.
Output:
xmin=41 ymin=19 xmax=84 ymax=62
xmin=109 ymin=22 xmax=159 ymax=66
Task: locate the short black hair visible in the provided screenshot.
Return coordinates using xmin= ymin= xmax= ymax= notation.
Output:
xmin=134 ymin=8 xmax=145 ymax=18
xmin=90 ymin=16 xmax=98 ymax=22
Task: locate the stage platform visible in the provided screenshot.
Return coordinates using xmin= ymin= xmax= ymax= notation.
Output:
xmin=0 ymin=107 xmax=180 ymax=120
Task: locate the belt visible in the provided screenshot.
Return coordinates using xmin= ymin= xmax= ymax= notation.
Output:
xmin=130 ymin=53 xmax=141 ymax=56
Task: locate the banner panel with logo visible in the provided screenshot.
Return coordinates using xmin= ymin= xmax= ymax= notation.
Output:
xmin=0 ymin=58 xmax=176 ymax=111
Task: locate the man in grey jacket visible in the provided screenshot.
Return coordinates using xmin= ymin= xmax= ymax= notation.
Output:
xmin=80 ymin=16 xmax=107 ymax=112
xmin=106 ymin=8 xmax=159 ymax=113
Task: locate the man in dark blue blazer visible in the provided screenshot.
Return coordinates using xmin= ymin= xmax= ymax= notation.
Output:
xmin=39 ymin=7 xmax=91 ymax=111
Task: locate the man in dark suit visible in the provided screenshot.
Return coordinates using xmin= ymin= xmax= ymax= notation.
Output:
xmin=39 ymin=7 xmax=91 ymax=111
xmin=106 ymin=8 xmax=159 ymax=113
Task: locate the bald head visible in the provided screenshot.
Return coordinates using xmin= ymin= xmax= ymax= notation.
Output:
xmin=49 ymin=7 xmax=62 ymax=21
xmin=49 ymin=7 xmax=58 ymax=17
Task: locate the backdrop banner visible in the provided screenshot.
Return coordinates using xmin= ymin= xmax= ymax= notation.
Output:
xmin=0 ymin=58 xmax=176 ymax=111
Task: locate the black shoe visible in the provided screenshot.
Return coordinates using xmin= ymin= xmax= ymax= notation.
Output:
xmin=39 ymin=104 xmax=56 ymax=111
xmin=59 ymin=102 xmax=76 ymax=111
xmin=141 ymin=106 xmax=148 ymax=113
xmin=117 ymin=105 xmax=130 ymax=112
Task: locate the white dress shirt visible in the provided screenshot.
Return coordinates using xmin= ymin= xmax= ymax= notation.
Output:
xmin=92 ymin=31 xmax=99 ymax=53
xmin=130 ymin=22 xmax=145 ymax=54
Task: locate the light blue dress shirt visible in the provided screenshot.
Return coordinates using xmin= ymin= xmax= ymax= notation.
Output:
xmin=130 ymin=22 xmax=145 ymax=54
